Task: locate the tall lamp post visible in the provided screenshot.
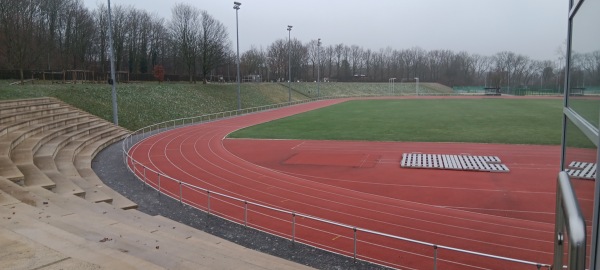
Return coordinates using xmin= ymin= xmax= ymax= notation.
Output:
xmin=317 ymin=38 xmax=321 ymax=98
xmin=287 ymin=25 xmax=293 ymax=102
xmin=234 ymin=2 xmax=241 ymax=111
xmin=415 ymin=77 xmax=420 ymax=96
xmin=107 ymin=0 xmax=118 ymax=125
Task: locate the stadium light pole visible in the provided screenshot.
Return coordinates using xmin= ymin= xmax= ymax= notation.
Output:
xmin=287 ymin=25 xmax=293 ymax=102
xmin=317 ymin=38 xmax=321 ymax=98
xmin=107 ymin=0 xmax=118 ymax=125
xmin=234 ymin=2 xmax=241 ymax=111
xmin=415 ymin=77 xmax=419 ymax=96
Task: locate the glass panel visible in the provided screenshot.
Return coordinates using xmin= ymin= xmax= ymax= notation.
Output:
xmin=568 ymin=0 xmax=600 ymax=128
xmin=563 ymin=118 xmax=596 ymax=269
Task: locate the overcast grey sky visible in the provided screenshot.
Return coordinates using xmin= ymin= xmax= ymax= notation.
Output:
xmin=83 ymin=0 xmax=568 ymax=60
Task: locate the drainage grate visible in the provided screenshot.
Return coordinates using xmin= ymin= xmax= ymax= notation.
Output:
xmin=401 ymin=153 xmax=509 ymax=173
xmin=566 ymin=161 xmax=596 ymax=180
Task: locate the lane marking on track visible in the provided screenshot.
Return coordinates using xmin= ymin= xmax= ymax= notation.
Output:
xmin=291 ymin=141 xmax=305 ymax=150
xmin=332 ymin=235 xmax=340 ymax=241
xmin=358 ymin=154 xmax=370 ymax=168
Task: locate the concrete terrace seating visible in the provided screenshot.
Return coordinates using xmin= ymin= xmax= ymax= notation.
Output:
xmin=0 ymin=97 xmax=131 ymax=202
xmin=0 ymin=97 xmax=310 ymax=270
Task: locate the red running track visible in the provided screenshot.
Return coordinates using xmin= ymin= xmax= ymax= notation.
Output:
xmin=128 ymin=97 xmax=594 ymax=269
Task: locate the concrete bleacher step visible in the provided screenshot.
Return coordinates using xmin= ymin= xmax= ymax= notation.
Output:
xmin=0 ymin=114 xmax=90 ymax=163
xmin=0 ymin=206 xmax=163 ymax=270
xmin=0 ymin=116 xmax=91 ymax=182
xmin=0 ymin=178 xmax=310 ymax=270
xmin=50 ymin=130 xmax=132 ymax=206
xmin=0 ymin=227 xmax=106 ymax=270
xmin=54 ymin=130 xmax=124 ymax=177
xmin=0 ymin=110 xmax=83 ymax=137
xmin=8 ymin=122 xmax=113 ymax=197
xmin=0 ymin=97 xmax=54 ymax=108
xmin=73 ymin=131 xmax=137 ymax=209
xmin=0 ymin=179 xmax=182 ymax=269
xmin=14 ymin=164 xmax=58 ymax=190
xmin=33 ymin=121 xmax=108 ymax=159
xmin=0 ymin=114 xmax=87 ymax=156
xmin=0 ymin=106 xmax=71 ymax=125
xmin=0 ymin=101 xmax=61 ymax=115
xmin=0 ymin=157 xmax=24 ymax=183
xmin=3 ymin=185 xmax=237 ymax=269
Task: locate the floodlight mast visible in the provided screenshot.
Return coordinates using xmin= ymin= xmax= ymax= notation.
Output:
xmin=287 ymin=25 xmax=293 ymax=102
xmin=317 ymin=38 xmax=321 ymax=98
xmin=234 ymin=2 xmax=241 ymax=111
xmin=107 ymin=0 xmax=118 ymax=125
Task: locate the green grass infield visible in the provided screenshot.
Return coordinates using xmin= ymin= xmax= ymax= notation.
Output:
xmin=229 ymin=99 xmax=565 ymax=145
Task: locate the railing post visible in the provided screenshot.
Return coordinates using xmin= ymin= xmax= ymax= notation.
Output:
xmin=433 ymin=245 xmax=438 ymax=270
xmin=353 ymin=227 xmax=357 ymax=262
xmin=244 ymin=201 xmax=248 ymax=227
xmin=142 ymin=166 xmax=146 ymax=189
xmin=179 ymin=181 xmax=183 ymax=204
xmin=157 ymin=173 xmax=161 ymax=194
xmin=292 ymin=212 xmax=296 ymax=245
xmin=207 ymin=190 xmax=211 ymax=216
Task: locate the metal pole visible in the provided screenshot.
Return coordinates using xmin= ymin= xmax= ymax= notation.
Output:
xmin=107 ymin=0 xmax=118 ymax=125
xmin=433 ymin=245 xmax=438 ymax=270
xmin=244 ymin=201 xmax=248 ymax=227
xmin=287 ymin=25 xmax=293 ymax=102
xmin=292 ymin=212 xmax=296 ymax=245
xmin=207 ymin=191 xmax=211 ymax=216
xmin=157 ymin=174 xmax=161 ymax=194
xmin=234 ymin=2 xmax=241 ymax=111
xmin=317 ymin=38 xmax=321 ymax=97
xmin=179 ymin=182 xmax=183 ymax=204
xmin=353 ymin=227 xmax=357 ymax=262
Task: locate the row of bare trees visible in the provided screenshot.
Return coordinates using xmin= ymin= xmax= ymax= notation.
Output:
xmin=0 ymin=0 xmax=229 ymax=83
xmin=1 ymin=0 xmax=597 ymax=88
xmin=241 ymin=41 xmax=588 ymax=89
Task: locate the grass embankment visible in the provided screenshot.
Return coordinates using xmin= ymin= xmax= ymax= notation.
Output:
xmin=0 ymin=82 xmax=307 ymax=130
xmin=230 ymin=99 xmax=567 ymax=145
xmin=0 ymin=81 xmax=453 ymax=131
xmin=290 ymin=82 xmax=452 ymax=97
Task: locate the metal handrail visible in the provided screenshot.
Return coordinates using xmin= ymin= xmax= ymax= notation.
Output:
xmin=553 ymin=172 xmax=587 ymax=270
xmin=121 ymin=93 xmax=552 ymax=269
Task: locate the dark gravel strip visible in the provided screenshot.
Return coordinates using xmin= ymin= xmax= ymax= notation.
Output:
xmin=92 ymin=139 xmax=390 ymax=270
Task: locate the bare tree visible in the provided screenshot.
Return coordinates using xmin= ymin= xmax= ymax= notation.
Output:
xmin=241 ymin=46 xmax=265 ymax=77
xmin=306 ymin=39 xmax=319 ymax=81
xmin=169 ymin=3 xmax=200 ymax=83
xmin=267 ymin=39 xmax=287 ymax=82
xmin=91 ymin=3 xmax=108 ymax=72
xmin=198 ymin=10 xmax=229 ymax=84
xmin=0 ymin=0 xmax=43 ymax=81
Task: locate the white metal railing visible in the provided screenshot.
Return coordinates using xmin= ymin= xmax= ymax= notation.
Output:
xmin=121 ymin=94 xmax=552 ymax=269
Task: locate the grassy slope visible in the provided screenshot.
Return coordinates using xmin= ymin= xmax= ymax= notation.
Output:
xmin=0 ymin=81 xmax=453 ymax=131
xmin=230 ymin=99 xmax=565 ymax=145
xmin=290 ymin=82 xmax=451 ymax=98
xmin=0 ymin=82 xmax=307 ymax=130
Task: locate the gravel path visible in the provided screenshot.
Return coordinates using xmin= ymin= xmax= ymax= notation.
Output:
xmin=92 ymin=139 xmax=388 ymax=270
